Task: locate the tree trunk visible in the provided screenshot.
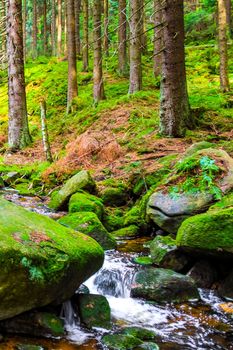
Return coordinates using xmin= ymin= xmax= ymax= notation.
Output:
xmin=118 ymin=0 xmax=127 ymax=76
xmin=82 ymin=0 xmax=89 ymax=71
xmin=40 ymin=99 xmax=53 ymax=163
xmin=74 ymin=0 xmax=81 ymax=57
xmin=67 ymin=0 xmax=78 ymax=112
xmin=64 ymin=0 xmax=67 ymax=55
xmin=159 ymin=0 xmax=190 ymax=137
xmin=218 ymin=0 xmax=230 ymax=92
xmin=0 ymin=0 xmax=7 ymax=66
xmin=225 ymin=0 xmax=232 ymax=36
xmin=7 ymin=0 xmax=31 ymax=150
xmin=128 ymin=0 xmax=142 ymax=94
xmin=103 ymin=0 xmax=109 ymax=55
xmin=153 ymin=0 xmax=162 ymax=77
xmin=51 ymin=0 xmax=56 ymax=56
xmin=57 ymin=0 xmax=62 ymax=57
xmin=93 ymin=0 xmax=105 ymax=103
xmin=22 ymin=0 xmax=26 ymax=61
xmin=43 ymin=0 xmax=47 ymax=55
xmin=32 ymin=0 xmax=37 ymax=59
xmin=141 ymin=0 xmax=147 ymax=54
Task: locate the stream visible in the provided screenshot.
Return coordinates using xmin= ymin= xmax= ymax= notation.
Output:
xmin=0 ymin=192 xmax=233 ymax=350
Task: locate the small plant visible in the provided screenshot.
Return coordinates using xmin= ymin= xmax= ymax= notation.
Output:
xmin=21 ymin=257 xmax=44 ymax=282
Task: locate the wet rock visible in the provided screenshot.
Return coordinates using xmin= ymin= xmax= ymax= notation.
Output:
xmin=134 ymin=342 xmax=160 ymax=350
xmin=131 ymin=268 xmax=199 ymax=303
xmin=112 ymin=225 xmax=139 ymax=239
xmin=122 ymin=327 xmax=157 ymax=341
xmin=150 ymin=236 xmax=188 ymax=272
xmin=58 ymin=212 xmax=116 ymax=250
xmin=218 ymin=268 xmax=233 ymax=300
xmin=48 ymin=170 xmax=95 ymax=210
xmin=187 ymin=260 xmax=217 ymax=288
xmin=0 ymin=311 xmax=64 ymax=337
xmin=68 ymin=191 xmax=104 ymax=219
xmin=101 ymin=334 xmax=142 ymax=350
xmin=15 ymin=345 xmax=46 ymax=350
xmin=176 ymin=207 xmax=233 ymax=258
xmin=0 ymin=197 xmax=104 ymax=320
xmin=77 ymin=284 xmax=90 ymax=294
xmin=76 ymin=294 xmax=111 ymax=329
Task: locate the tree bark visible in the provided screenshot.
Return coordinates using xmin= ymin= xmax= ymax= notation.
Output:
xmin=153 ymin=0 xmax=162 ymax=77
xmin=128 ymin=0 xmax=142 ymax=94
xmin=141 ymin=0 xmax=147 ymax=54
xmin=93 ymin=0 xmax=105 ymax=103
xmin=225 ymin=0 xmax=232 ymax=35
xmin=0 ymin=0 xmax=7 ymax=66
xmin=43 ymin=0 xmax=47 ymax=55
xmin=7 ymin=0 xmax=31 ymax=150
xmin=74 ymin=0 xmax=81 ymax=57
xmin=40 ymin=99 xmax=53 ymax=163
xmin=22 ymin=0 xmax=26 ymax=61
xmin=51 ymin=0 xmax=56 ymax=56
xmin=57 ymin=0 xmax=62 ymax=57
xmin=32 ymin=0 xmax=37 ymax=59
xmin=82 ymin=0 xmax=89 ymax=71
xmin=159 ymin=0 xmax=190 ymax=137
xmin=118 ymin=0 xmax=127 ymax=76
xmin=218 ymin=0 xmax=230 ymax=92
xmin=67 ymin=0 xmax=78 ymax=112
xmin=103 ymin=0 xmax=109 ymax=55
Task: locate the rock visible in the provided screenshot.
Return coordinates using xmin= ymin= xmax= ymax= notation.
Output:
xmin=77 ymin=284 xmax=90 ymax=294
xmin=103 ymin=207 xmax=125 ymax=232
xmin=133 ymin=256 xmax=154 ymax=266
xmin=76 ymin=294 xmax=111 ymax=329
xmin=0 ymin=311 xmax=64 ymax=337
xmin=15 ymin=345 xmax=46 ymax=350
xmin=183 ymin=141 xmax=215 ymax=158
xmin=218 ymin=269 xmax=233 ymax=300
xmin=99 ymin=186 xmax=128 ymax=206
xmin=122 ymin=327 xmax=157 ymax=341
xmin=150 ymin=236 xmax=188 ymax=272
xmin=101 ymin=334 xmax=142 ymax=350
xmin=0 ymin=197 xmax=104 ymax=320
xmin=147 ymin=148 xmax=233 ymax=233
xmin=48 ymin=170 xmax=95 ymax=210
xmin=176 ymin=207 xmax=233 ymax=258
xmin=131 ymin=268 xmax=199 ymax=303
xmin=134 ymin=343 xmax=160 ymax=350
xmin=68 ymin=192 xmax=104 ymax=219
xmin=112 ymin=225 xmax=139 ymax=239
xmin=58 ymin=212 xmax=116 ymax=250
xmin=187 ymin=260 xmax=217 ymax=288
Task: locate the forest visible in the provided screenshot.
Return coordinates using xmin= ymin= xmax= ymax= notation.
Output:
xmin=0 ymin=0 xmax=233 ymax=349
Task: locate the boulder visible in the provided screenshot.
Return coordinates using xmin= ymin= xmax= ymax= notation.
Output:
xmin=101 ymin=334 xmax=142 ymax=350
xmin=122 ymin=327 xmax=157 ymax=341
xmin=187 ymin=260 xmax=217 ymax=288
xmin=68 ymin=191 xmax=104 ymax=219
xmin=48 ymin=170 xmax=95 ymax=210
xmin=99 ymin=186 xmax=128 ymax=206
xmin=75 ymin=294 xmax=111 ymax=329
xmin=218 ymin=269 xmax=233 ymax=300
xmin=150 ymin=236 xmax=188 ymax=271
xmin=134 ymin=343 xmax=160 ymax=350
xmin=112 ymin=225 xmax=139 ymax=239
xmin=131 ymin=268 xmax=199 ymax=303
xmin=147 ymin=148 xmax=233 ymax=233
xmin=176 ymin=207 xmax=233 ymax=258
xmin=0 ymin=197 xmax=104 ymax=320
xmin=58 ymin=212 xmax=116 ymax=250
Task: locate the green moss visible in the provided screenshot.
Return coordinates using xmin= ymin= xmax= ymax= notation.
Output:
xmin=99 ymin=186 xmax=128 ymax=206
xmin=102 ymin=334 xmax=142 ymax=350
xmin=176 ymin=207 xmax=233 ymax=252
xmin=102 ymin=207 xmax=125 ymax=232
xmin=69 ymin=191 xmax=104 ymax=219
xmin=122 ymin=327 xmax=157 ymax=340
xmin=37 ymin=312 xmax=64 ymax=336
xmin=209 ymin=192 xmax=233 ymax=211
xmin=133 ymin=256 xmax=153 ymax=266
xmin=111 ymin=225 xmax=139 ymax=239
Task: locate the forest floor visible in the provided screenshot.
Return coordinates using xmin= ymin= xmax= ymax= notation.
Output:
xmin=0 ymin=44 xmax=233 ymax=186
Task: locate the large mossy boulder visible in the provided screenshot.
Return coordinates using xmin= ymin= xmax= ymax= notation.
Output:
xmin=68 ymin=191 xmax=104 ymax=219
xmin=58 ymin=212 xmax=116 ymax=250
xmin=48 ymin=170 xmax=95 ymax=210
xmin=131 ymin=268 xmax=199 ymax=303
xmin=0 ymin=197 xmax=104 ymax=320
xmin=176 ymin=207 xmax=233 ymax=257
xmin=147 ymin=148 xmax=233 ymax=234
xmin=101 ymin=334 xmax=143 ymax=350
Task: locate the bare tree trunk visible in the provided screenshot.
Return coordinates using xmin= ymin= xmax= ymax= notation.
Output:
xmin=225 ymin=0 xmax=232 ymax=36
xmin=218 ymin=0 xmax=230 ymax=92
xmin=93 ymin=0 xmax=105 ymax=103
xmin=32 ymin=0 xmax=37 ymax=59
xmin=128 ymin=0 xmax=142 ymax=94
xmin=64 ymin=0 xmax=67 ymax=55
xmin=40 ymin=99 xmax=53 ymax=163
xmin=7 ymin=0 xmax=31 ymax=150
xmin=22 ymin=0 xmax=26 ymax=61
xmin=82 ymin=0 xmax=89 ymax=71
xmin=153 ymin=0 xmax=162 ymax=77
xmin=43 ymin=0 xmax=47 ymax=55
xmin=141 ymin=0 xmax=147 ymax=54
xmin=103 ymin=0 xmax=109 ymax=55
xmin=159 ymin=0 xmax=190 ymax=137
xmin=118 ymin=0 xmax=127 ymax=76
xmin=57 ymin=0 xmax=62 ymax=57
xmin=0 ymin=0 xmax=7 ymax=66
xmin=74 ymin=0 xmax=81 ymax=57
xmin=51 ymin=0 xmax=56 ymax=56
xmin=67 ymin=0 xmax=78 ymax=112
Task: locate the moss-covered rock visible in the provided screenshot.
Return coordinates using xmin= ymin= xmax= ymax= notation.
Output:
xmin=112 ymin=225 xmax=139 ymax=239
xmin=99 ymin=187 xmax=128 ymax=206
xmin=133 ymin=256 xmax=153 ymax=266
xmin=102 ymin=207 xmax=125 ymax=232
xmin=68 ymin=192 xmax=104 ymax=219
xmin=122 ymin=327 xmax=157 ymax=341
xmin=58 ymin=212 xmax=116 ymax=250
xmin=76 ymin=294 xmax=111 ymax=329
xmin=48 ymin=170 xmax=95 ymax=210
xmin=150 ymin=236 xmax=188 ymax=271
xmin=176 ymin=207 xmax=233 ymax=256
xmin=0 ymin=197 xmax=104 ymax=320
xmin=101 ymin=334 xmax=142 ymax=350
xmin=131 ymin=268 xmax=199 ymax=303
xmin=134 ymin=343 xmax=160 ymax=350
xmin=183 ymin=141 xmax=215 ymax=158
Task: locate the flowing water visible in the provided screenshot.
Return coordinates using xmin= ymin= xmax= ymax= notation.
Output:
xmin=1 ymin=192 xmax=233 ymax=350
